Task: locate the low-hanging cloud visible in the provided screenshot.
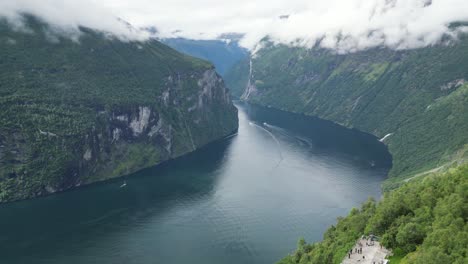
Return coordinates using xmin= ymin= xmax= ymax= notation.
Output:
xmin=0 ymin=0 xmax=151 ymax=41
xmin=1 ymin=0 xmax=468 ymax=52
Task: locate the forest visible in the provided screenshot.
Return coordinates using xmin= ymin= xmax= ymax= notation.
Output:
xmin=277 ymin=164 xmax=468 ymax=264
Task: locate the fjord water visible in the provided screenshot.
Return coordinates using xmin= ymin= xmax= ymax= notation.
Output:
xmin=0 ymin=103 xmax=391 ymax=264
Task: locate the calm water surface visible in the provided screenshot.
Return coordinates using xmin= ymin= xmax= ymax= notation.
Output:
xmin=0 ymin=103 xmax=391 ymax=264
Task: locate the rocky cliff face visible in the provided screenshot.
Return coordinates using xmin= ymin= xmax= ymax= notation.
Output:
xmin=227 ymin=38 xmax=468 ymax=184
xmin=76 ymin=68 xmax=237 ymax=184
xmin=0 ymin=16 xmax=238 ymax=202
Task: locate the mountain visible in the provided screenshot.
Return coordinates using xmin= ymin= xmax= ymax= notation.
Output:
xmin=224 ymin=33 xmax=468 ymax=264
xmin=226 ymin=38 xmax=468 ymax=188
xmin=0 ymin=15 xmax=238 ymax=203
xmin=162 ymin=38 xmax=248 ymax=76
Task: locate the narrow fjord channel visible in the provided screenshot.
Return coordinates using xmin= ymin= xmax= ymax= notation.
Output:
xmin=0 ymin=102 xmax=391 ymax=264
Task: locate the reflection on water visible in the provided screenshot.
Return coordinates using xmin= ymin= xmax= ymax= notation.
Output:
xmin=0 ymin=102 xmax=391 ymax=264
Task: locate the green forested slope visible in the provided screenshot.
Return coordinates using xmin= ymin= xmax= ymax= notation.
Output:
xmin=227 ymin=38 xmax=468 ymax=181
xmin=225 ymin=39 xmax=468 ymax=262
xmin=0 ymin=15 xmax=238 ymax=202
xmin=278 ymin=164 xmax=468 ymax=264
xmin=224 ymin=57 xmax=250 ymax=97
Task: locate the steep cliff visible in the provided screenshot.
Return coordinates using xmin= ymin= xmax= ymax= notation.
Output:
xmin=0 ymin=16 xmax=238 ymax=202
xmin=227 ymin=37 xmax=468 ymax=185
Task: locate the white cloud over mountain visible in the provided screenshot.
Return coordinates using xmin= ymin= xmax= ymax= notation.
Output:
xmin=1 ymin=0 xmax=468 ymax=51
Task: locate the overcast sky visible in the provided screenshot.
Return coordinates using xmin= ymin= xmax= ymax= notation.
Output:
xmin=1 ymin=0 xmax=468 ymax=51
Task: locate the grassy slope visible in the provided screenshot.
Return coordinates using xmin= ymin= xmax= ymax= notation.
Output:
xmin=228 ymin=38 xmax=468 ymax=182
xmin=278 ymin=164 xmax=468 ymax=264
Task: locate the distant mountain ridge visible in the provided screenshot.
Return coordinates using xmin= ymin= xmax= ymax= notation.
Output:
xmin=162 ymin=37 xmax=248 ymax=76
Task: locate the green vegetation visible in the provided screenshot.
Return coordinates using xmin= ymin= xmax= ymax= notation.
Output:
xmin=224 ymin=57 xmax=250 ymax=97
xmin=278 ymin=164 xmax=468 ymax=264
xmin=362 ymin=63 xmax=390 ymax=82
xmin=226 ymin=36 xmax=468 ymax=182
xmin=0 ymin=15 xmax=238 ymax=202
xmin=387 ymin=253 xmax=404 ymax=264
xmin=224 ymin=36 xmax=468 ymax=263
xmin=227 ymin=37 xmax=468 ymax=181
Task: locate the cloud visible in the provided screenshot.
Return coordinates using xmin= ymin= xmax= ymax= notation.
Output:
xmin=1 ymin=0 xmax=468 ymax=52
xmin=0 ymin=0 xmax=150 ymax=41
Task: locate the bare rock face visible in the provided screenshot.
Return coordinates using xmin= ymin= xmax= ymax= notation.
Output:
xmin=70 ymin=68 xmax=237 ymax=197
xmin=129 ymin=106 xmax=151 ymax=136
xmin=440 ymin=79 xmax=465 ymax=91
xmin=1 ymin=68 xmax=238 ymax=203
xmin=83 ymin=149 xmax=92 ymax=161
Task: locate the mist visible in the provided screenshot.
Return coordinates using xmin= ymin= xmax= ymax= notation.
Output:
xmin=1 ymin=0 xmax=468 ymax=52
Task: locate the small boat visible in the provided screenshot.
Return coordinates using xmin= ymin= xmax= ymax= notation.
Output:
xmin=120 ymin=181 xmax=127 ymax=188
xmin=263 ymin=122 xmax=268 ymax=126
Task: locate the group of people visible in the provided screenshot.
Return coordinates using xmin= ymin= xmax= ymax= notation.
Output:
xmin=344 ymin=235 xmax=388 ymax=264
xmin=347 ymin=236 xmax=374 ymax=260
xmin=347 ymin=246 xmax=365 ymax=259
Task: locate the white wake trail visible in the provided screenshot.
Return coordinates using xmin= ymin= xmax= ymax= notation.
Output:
xmin=252 ymin=122 xmax=284 ymax=168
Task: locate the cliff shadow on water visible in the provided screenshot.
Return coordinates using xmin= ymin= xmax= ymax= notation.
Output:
xmin=0 ymin=137 xmax=234 ymax=262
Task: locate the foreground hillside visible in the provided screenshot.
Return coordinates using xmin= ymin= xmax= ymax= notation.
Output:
xmin=226 ymin=38 xmax=468 ymax=186
xmin=278 ymin=164 xmax=468 ymax=264
xmin=0 ymin=16 xmax=238 ymax=202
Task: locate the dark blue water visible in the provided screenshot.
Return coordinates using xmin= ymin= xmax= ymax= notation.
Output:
xmin=0 ymin=103 xmax=391 ymax=264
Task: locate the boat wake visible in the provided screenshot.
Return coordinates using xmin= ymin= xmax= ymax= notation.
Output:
xmin=252 ymin=122 xmax=284 ymax=168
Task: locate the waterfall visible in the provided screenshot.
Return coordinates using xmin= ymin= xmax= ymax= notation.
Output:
xmin=241 ymin=58 xmax=255 ymax=100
